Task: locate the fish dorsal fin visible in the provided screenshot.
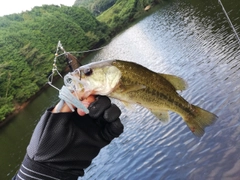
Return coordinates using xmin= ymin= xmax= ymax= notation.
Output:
xmin=158 ymin=73 xmax=187 ymax=91
xmin=150 ymin=109 xmax=170 ymax=124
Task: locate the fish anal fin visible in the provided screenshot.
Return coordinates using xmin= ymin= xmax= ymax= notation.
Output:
xmin=159 ymin=73 xmax=188 ymax=91
xmin=151 ymin=109 xmax=170 ymax=124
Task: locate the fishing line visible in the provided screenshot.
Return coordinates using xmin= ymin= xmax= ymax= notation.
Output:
xmin=56 ymin=46 xmax=106 ymax=58
xmin=218 ymin=0 xmax=240 ymax=45
xmin=47 ymin=41 xmax=106 ymax=113
xmin=48 ymin=41 xmax=106 ymax=86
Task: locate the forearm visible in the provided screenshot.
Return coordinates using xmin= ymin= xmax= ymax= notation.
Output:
xmin=14 ymin=109 xmax=84 ymax=180
xmin=13 ymin=154 xmax=80 ymax=180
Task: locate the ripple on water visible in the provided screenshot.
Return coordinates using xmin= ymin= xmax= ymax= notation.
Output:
xmin=61 ymin=1 xmax=240 ymax=179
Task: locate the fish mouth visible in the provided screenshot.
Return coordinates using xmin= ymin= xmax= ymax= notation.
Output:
xmin=64 ymin=73 xmax=96 ymax=101
xmin=63 ymin=60 xmax=122 ymax=98
xmin=64 ymin=73 xmax=86 ymax=95
xmin=64 ymin=60 xmax=116 ymax=92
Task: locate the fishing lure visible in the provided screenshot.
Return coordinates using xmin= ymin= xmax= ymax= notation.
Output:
xmin=47 ymin=41 xmax=105 ymax=113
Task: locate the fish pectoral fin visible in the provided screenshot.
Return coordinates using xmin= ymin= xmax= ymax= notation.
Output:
xmin=121 ymin=101 xmax=135 ymax=109
xmin=151 ymin=109 xmax=170 ymax=124
xmin=120 ymin=84 xmax=146 ymax=93
xmin=158 ymin=73 xmax=188 ymax=91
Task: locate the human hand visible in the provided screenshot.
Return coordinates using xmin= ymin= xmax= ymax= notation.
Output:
xmin=87 ymin=96 xmax=124 ymax=141
xmin=21 ymin=96 xmax=123 ymax=179
xmin=53 ymin=95 xmax=123 ymax=141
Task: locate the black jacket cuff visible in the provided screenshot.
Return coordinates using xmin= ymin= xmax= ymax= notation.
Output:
xmin=15 ymin=154 xmax=81 ymax=180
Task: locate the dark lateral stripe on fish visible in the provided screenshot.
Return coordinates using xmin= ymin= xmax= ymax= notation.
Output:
xmin=119 ymin=76 xmax=195 ymax=118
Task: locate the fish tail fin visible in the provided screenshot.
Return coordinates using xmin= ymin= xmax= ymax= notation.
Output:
xmin=184 ymin=105 xmax=218 ymax=137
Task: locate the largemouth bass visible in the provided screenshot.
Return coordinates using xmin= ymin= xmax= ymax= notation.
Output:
xmin=64 ymin=60 xmax=217 ymax=136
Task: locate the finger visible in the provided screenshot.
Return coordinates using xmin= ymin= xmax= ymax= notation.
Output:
xmin=102 ymin=119 xmax=124 ymax=141
xmin=77 ymin=95 xmax=96 ymax=116
xmin=52 ymin=101 xmax=72 ymax=113
xmin=104 ymin=104 xmax=121 ymax=122
xmin=109 ymin=119 xmax=124 ymax=136
xmin=88 ymin=96 xmax=111 ymax=119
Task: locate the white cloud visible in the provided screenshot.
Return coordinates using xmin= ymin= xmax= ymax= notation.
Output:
xmin=0 ymin=0 xmax=76 ymax=17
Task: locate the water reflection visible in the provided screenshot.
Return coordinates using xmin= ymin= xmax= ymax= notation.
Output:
xmin=81 ymin=0 xmax=240 ymax=179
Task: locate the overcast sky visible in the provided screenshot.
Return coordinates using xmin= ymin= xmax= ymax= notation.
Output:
xmin=0 ymin=0 xmax=76 ymax=17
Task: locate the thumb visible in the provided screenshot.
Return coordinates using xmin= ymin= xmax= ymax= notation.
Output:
xmin=77 ymin=95 xmax=95 ymax=116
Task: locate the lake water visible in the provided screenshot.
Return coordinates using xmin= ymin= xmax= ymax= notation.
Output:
xmin=1 ymin=0 xmax=240 ymax=179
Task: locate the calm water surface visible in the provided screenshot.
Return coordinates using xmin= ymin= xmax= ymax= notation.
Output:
xmin=1 ymin=0 xmax=240 ymax=179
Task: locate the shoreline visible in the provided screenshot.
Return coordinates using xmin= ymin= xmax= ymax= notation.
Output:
xmin=0 ymin=102 xmax=30 ymax=128
xmin=0 ymin=82 xmax=51 ymax=128
xmin=0 ymin=51 xmax=90 ymax=128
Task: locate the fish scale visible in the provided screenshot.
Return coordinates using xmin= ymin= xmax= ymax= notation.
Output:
xmin=112 ymin=61 xmax=192 ymax=114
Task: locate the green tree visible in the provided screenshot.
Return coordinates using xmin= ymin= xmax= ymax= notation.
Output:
xmin=0 ymin=4 xmax=109 ymax=121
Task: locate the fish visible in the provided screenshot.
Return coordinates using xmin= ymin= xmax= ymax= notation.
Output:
xmin=64 ymin=59 xmax=217 ymax=136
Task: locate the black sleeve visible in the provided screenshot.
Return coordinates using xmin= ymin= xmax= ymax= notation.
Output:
xmin=14 ymin=107 xmax=121 ymax=180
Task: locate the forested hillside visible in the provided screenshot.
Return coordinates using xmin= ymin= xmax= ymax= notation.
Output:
xmin=0 ymin=5 xmax=108 ymax=121
xmin=0 ymin=0 xmax=167 ymax=122
xmin=97 ymin=0 xmax=165 ymax=34
xmin=74 ymin=0 xmax=117 ymax=16
xmin=74 ymin=0 xmax=165 ymax=35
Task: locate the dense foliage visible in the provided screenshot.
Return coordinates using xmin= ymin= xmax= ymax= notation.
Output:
xmin=0 ymin=5 xmax=108 ymax=121
xmin=97 ymin=0 xmax=165 ymax=34
xmin=74 ymin=0 xmax=118 ymax=16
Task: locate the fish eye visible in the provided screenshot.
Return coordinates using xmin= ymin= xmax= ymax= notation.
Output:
xmin=84 ymin=68 xmax=93 ymax=76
